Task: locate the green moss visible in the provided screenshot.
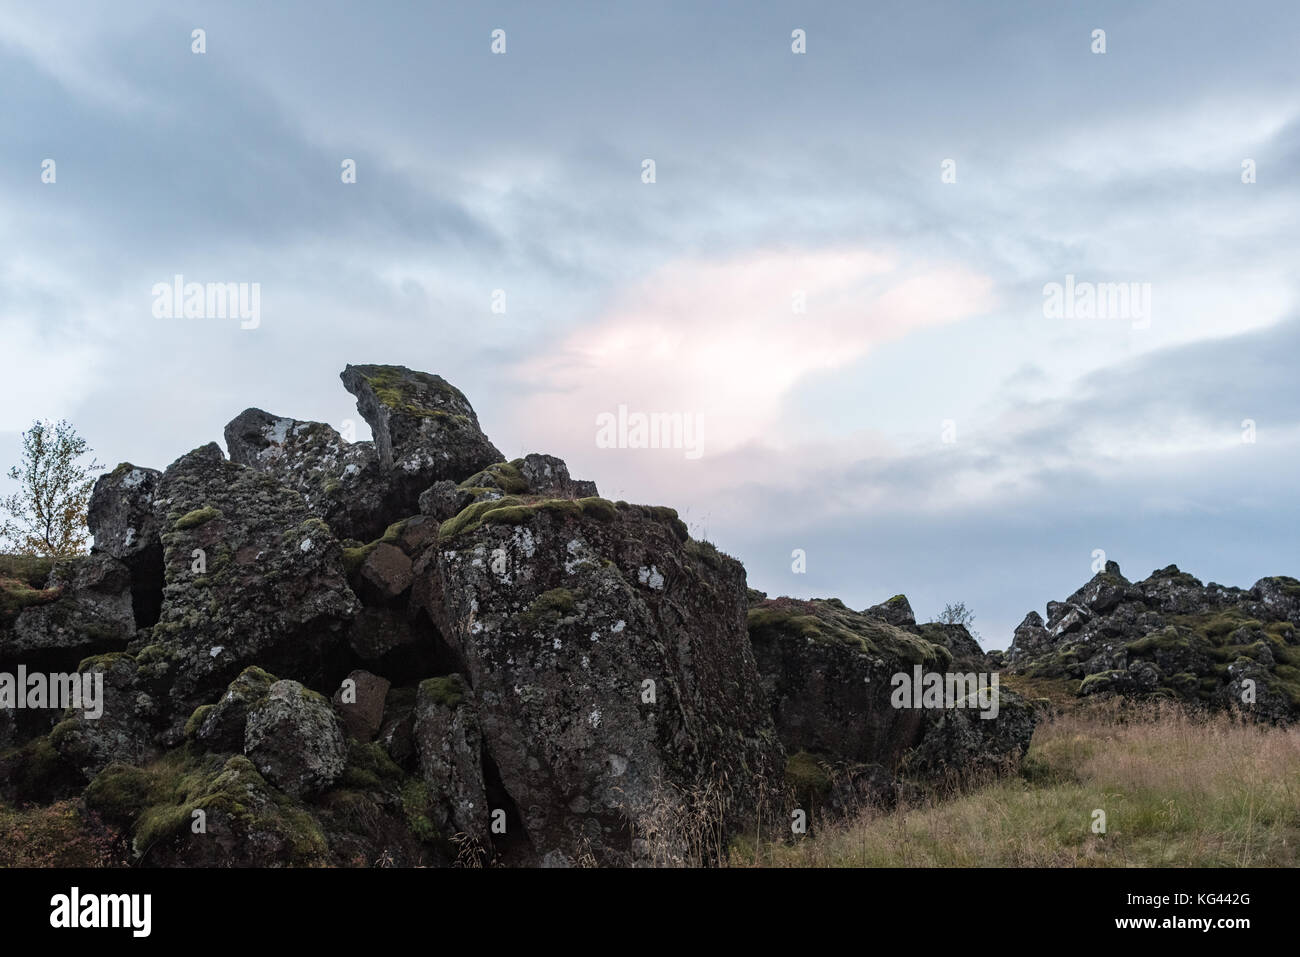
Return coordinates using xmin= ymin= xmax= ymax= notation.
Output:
xmin=173 ymin=506 xmax=221 ymax=531
xmin=85 ymin=763 xmax=159 ymax=823
xmin=361 ymin=367 xmax=472 ymax=423
xmin=785 ymin=751 xmax=832 ymax=800
xmin=459 ymin=461 xmax=529 ymax=495
xmin=0 ymin=554 xmax=55 ymax=587
xmin=687 ymin=538 xmax=729 ymax=572
xmin=339 ymin=740 xmax=403 ymax=791
xmin=1080 ymin=671 xmax=1125 ymax=693
xmin=184 ymin=704 xmax=215 ymax=739
xmin=399 ymin=779 xmax=440 ymax=844
xmin=647 ymin=505 xmax=689 ymax=541
xmin=341 ymin=519 xmax=409 ymax=574
xmin=748 ymin=602 xmax=948 ymax=666
xmin=576 ymin=496 xmax=618 ymax=522
xmin=420 ymin=674 xmax=467 ymax=710
xmin=129 ymin=749 xmax=326 ymax=863
xmin=75 ymin=651 xmax=130 ymax=673
xmin=1126 ymin=626 xmax=1197 ymax=655
xmin=0 ymin=575 xmax=60 ymax=622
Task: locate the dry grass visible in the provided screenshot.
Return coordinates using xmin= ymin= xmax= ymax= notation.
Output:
xmin=731 ymin=699 xmax=1300 ymax=867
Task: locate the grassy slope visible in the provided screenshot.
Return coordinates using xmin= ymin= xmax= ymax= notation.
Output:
xmin=731 ymin=698 xmax=1300 ymax=867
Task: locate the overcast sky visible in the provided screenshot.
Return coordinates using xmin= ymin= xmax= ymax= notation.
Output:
xmin=2 ymin=1 xmax=1298 ymax=646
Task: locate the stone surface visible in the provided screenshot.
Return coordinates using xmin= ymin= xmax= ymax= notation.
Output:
xmin=412 ymin=674 xmax=489 ymax=845
xmin=224 ymin=408 xmax=392 ymax=542
xmin=340 ymin=364 xmax=503 ymax=519
xmin=141 ymin=443 xmax=360 ymax=730
xmin=333 ymin=670 xmax=391 ymax=742
xmin=244 ymin=679 xmax=347 ymax=797
xmin=413 ymin=497 xmax=783 ymax=865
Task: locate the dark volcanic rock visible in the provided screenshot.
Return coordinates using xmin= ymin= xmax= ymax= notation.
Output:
xmin=864 ymin=594 xmax=919 ymax=633
xmin=333 ymin=670 xmax=391 ymax=742
xmin=2 ymin=554 xmax=135 ymax=666
xmin=340 ymin=364 xmax=503 ymax=519
xmin=244 ymin=679 xmax=348 ymax=797
xmin=142 ymin=443 xmax=360 ymax=732
xmin=51 ymin=653 xmax=160 ymax=779
xmin=412 ymin=496 xmax=783 ymax=866
xmin=224 ymin=408 xmax=392 ymax=542
xmin=748 ymin=597 xmax=948 ymax=766
xmin=88 ymin=463 xmax=165 ymax=624
xmin=412 ymin=674 xmax=489 ymax=846
xmin=1009 ymin=561 xmax=1300 ymax=722
xmin=516 ymin=453 xmax=599 ymax=499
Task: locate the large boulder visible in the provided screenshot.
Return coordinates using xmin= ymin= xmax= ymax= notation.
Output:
xmin=748 ymin=597 xmax=948 ymax=766
xmin=863 ymin=594 xmax=919 ymax=633
xmin=516 ymin=453 xmax=599 ymax=499
xmin=412 ymin=674 xmax=489 ymax=846
xmin=244 ymin=679 xmax=347 ymax=797
xmin=224 ymin=408 xmax=392 ymax=542
xmin=341 ymin=364 xmax=503 ymax=519
xmin=141 ymin=443 xmax=360 ymax=732
xmin=332 ymin=670 xmax=391 ymax=742
xmin=903 ymin=684 xmax=1038 ymax=781
xmin=412 ymin=497 xmax=783 ymax=866
xmin=1 ymin=554 xmax=135 ymax=667
xmin=88 ymin=463 xmax=165 ymax=624
xmin=50 ymin=653 xmax=160 ymax=779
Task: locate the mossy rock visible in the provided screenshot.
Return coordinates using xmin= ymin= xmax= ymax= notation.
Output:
xmin=438 ymin=495 xmax=622 ymax=542
xmin=419 ymin=675 xmax=467 ymax=710
xmin=785 ymin=751 xmax=832 ymax=804
xmin=0 ymin=554 xmax=56 ymax=588
xmin=173 ymin=506 xmax=221 ymax=531
xmin=458 ymin=461 xmax=529 ymax=495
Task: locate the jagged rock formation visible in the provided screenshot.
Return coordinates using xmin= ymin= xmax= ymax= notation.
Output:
xmin=749 ymin=595 xmax=1036 ymax=812
xmin=1007 ymin=561 xmax=1300 ymax=723
xmin=1 ymin=363 xmax=1128 ymax=866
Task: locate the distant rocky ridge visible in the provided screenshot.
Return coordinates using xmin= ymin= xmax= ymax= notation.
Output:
xmin=19 ymin=363 xmax=1254 ymax=867
xmin=1004 ymin=560 xmax=1300 ymax=723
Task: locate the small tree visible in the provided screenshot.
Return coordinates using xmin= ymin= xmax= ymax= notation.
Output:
xmin=0 ymin=419 xmax=104 ymax=557
xmin=939 ymin=601 xmax=978 ymax=637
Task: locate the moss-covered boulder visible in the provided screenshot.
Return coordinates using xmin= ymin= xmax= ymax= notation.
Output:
xmin=2 ymin=554 xmax=135 ymax=668
xmin=223 ymin=407 xmax=396 ymax=543
xmin=748 ymin=597 xmax=950 ymax=767
xmin=412 ymin=674 xmax=488 ymax=846
xmin=244 ymin=680 xmax=348 ymax=797
xmin=145 ymin=443 xmax=360 ymax=735
xmin=412 ymin=497 xmax=783 ymax=866
xmin=340 ymin=364 xmax=503 ymax=520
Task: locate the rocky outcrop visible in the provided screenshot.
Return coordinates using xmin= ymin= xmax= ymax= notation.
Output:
xmin=141 ymin=442 xmax=360 ymax=731
xmin=224 ymin=408 xmax=391 ymax=542
xmin=22 ymin=363 xmax=1294 ymax=868
xmin=340 ymin=364 xmax=503 ymax=520
xmin=748 ymin=594 xmax=1036 ymax=806
xmin=88 ymin=463 xmax=164 ymax=624
xmin=1 ymin=553 xmax=134 ymax=666
xmin=1008 ymin=562 xmax=1300 ymax=722
xmin=244 ymin=679 xmax=348 ymax=797
xmin=748 ymin=597 xmax=947 ymax=766
xmin=413 ymin=497 xmax=783 ymax=866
